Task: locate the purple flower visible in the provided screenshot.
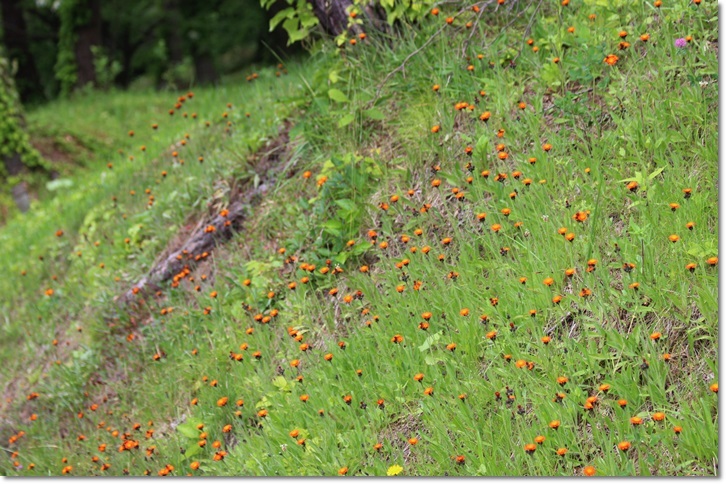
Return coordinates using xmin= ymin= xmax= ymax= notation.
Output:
xmin=675 ymin=38 xmax=688 ymax=48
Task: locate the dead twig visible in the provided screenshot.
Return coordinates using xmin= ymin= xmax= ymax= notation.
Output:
xmin=509 ymin=0 xmax=544 ymax=66
xmin=460 ymin=0 xmax=493 ymax=57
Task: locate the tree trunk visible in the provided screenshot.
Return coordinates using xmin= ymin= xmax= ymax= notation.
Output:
xmin=0 ymin=0 xmax=43 ymax=103
xmin=74 ymin=0 xmax=102 ymax=89
xmin=307 ymin=0 xmax=355 ymax=36
xmin=164 ymin=0 xmax=184 ymax=65
xmin=160 ymin=0 xmax=184 ymax=88
xmin=193 ymin=52 xmax=218 ymax=85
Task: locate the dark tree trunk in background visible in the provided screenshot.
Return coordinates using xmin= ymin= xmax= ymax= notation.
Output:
xmin=193 ymin=52 xmax=218 ymax=85
xmin=116 ymin=28 xmax=133 ymax=88
xmin=308 ymin=0 xmax=354 ymax=36
xmin=74 ymin=0 xmax=102 ymax=88
xmin=307 ymin=0 xmax=383 ymax=37
xmin=0 ymin=0 xmax=43 ymax=103
xmin=160 ymin=0 xmax=185 ymax=88
xmin=164 ymin=0 xmax=184 ymax=65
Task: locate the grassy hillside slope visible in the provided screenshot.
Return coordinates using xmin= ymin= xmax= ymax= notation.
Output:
xmin=0 ymin=0 xmax=718 ymax=476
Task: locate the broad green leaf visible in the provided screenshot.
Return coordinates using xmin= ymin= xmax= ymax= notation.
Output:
xmin=648 ymin=166 xmax=665 ymax=180
xmin=183 ymin=443 xmax=203 ymax=459
xmin=328 ymin=89 xmax=349 ymax=103
xmin=335 ymin=199 xmax=356 ymax=212
xmin=419 ymin=331 xmax=443 ymax=352
xmin=176 ymin=419 xmax=203 ymax=439
xmin=363 ymin=108 xmax=385 ymax=120
xmin=338 ymin=113 xmax=355 ymax=127
xmin=269 ymin=8 xmax=294 ymax=31
xmin=351 ymin=241 xmax=373 ymax=256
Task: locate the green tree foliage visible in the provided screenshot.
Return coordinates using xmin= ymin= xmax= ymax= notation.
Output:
xmin=55 ymin=0 xmax=87 ymax=96
xmin=262 ymin=0 xmax=439 ymax=45
xmin=0 ymin=53 xmax=47 ymax=211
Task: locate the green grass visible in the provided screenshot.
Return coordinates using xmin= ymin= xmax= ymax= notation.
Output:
xmin=0 ymin=0 xmax=718 ymax=476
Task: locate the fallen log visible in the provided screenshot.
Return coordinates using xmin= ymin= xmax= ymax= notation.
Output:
xmin=116 ymin=122 xmax=290 ymax=307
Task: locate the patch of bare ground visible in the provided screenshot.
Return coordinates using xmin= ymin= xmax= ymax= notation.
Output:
xmin=30 ymin=135 xmax=91 ymax=168
xmin=379 ymin=411 xmax=425 ymax=466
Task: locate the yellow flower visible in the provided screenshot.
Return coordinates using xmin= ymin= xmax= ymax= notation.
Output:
xmin=387 ymin=465 xmax=404 ymax=476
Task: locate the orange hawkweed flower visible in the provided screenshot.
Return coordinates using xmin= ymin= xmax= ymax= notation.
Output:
xmin=524 ymin=443 xmax=537 ymax=454
xmin=707 ymin=257 xmax=718 ymax=266
xmin=549 ymin=420 xmax=560 ymax=430
xmin=573 ymin=211 xmax=589 ymax=222
xmin=604 ymin=54 xmax=619 ymax=66
xmin=710 ymin=383 xmax=718 ymax=393
xmin=669 ymin=234 xmax=680 ymax=243
xmin=414 ymin=373 xmax=424 ymax=382
xmin=583 ymin=466 xmax=596 ymax=476
xmin=630 ymin=416 xmax=643 ymax=426
xmin=338 ymin=467 xmax=349 ymax=475
xmin=618 ymin=441 xmax=631 ymax=451
xmin=408 ymin=437 xmax=419 ymax=445
xmin=652 ymin=412 xmax=665 ymax=421
xmin=556 ymin=448 xmax=568 ymax=456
